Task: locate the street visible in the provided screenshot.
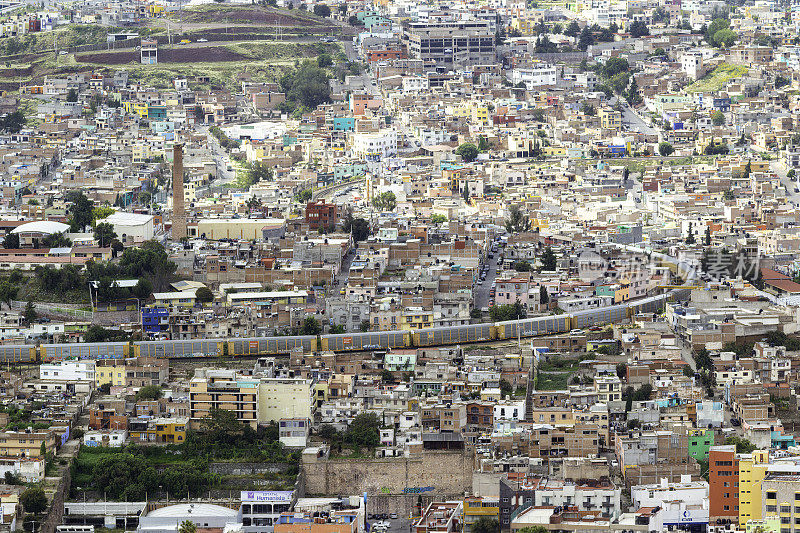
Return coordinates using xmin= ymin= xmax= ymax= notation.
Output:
xmin=770 ymin=159 xmax=800 ymax=205
xmin=473 ymin=253 xmax=500 ymax=310
xmin=611 ymin=97 xmax=657 ymax=135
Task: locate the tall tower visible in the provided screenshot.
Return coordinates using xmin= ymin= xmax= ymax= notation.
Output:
xmin=172 ymin=142 xmax=187 ymax=240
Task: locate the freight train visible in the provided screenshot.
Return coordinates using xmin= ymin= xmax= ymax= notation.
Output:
xmin=0 ymin=290 xmax=689 ymax=364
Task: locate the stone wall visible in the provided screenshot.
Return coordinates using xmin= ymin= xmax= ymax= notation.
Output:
xmin=303 ymin=449 xmax=474 ymax=496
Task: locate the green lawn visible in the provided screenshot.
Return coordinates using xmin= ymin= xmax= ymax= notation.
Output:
xmin=536 ymin=371 xmax=572 ymax=390
xmin=685 ymin=63 xmax=748 ymax=94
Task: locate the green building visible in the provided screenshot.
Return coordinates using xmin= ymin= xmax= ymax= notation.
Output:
xmin=688 ymin=428 xmax=715 ymax=461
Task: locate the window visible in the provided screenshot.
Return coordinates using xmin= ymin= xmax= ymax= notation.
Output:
xmin=768 ymin=492 xmax=778 ymax=500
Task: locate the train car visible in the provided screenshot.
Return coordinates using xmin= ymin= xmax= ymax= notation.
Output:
xmin=137 ymin=339 xmax=224 ymax=358
xmin=626 ymin=295 xmax=666 ymax=316
xmin=230 ymin=336 xmax=317 ymax=356
xmin=40 ymin=342 xmax=129 ymax=362
xmin=495 ymin=315 xmax=570 ymax=340
xmin=571 ymin=304 xmax=627 ymax=329
xmin=0 ymin=345 xmax=36 ymax=363
xmin=413 ymin=324 xmax=495 ymax=347
xmin=321 ymin=331 xmax=409 ymax=351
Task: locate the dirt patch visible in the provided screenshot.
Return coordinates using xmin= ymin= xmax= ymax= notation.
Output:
xmin=78 ymin=46 xmax=250 ymax=65
xmin=175 ymin=6 xmax=325 ymax=26
xmin=78 ymin=50 xmax=138 ymax=64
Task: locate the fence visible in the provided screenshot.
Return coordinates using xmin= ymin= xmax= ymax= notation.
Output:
xmin=10 ymin=300 xmax=93 ymax=319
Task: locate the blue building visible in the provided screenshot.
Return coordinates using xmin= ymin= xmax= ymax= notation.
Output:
xmin=333 ymin=117 xmax=355 ymax=131
xmin=142 ymin=306 xmax=169 ymax=336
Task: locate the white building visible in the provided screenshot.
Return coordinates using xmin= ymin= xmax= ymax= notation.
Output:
xmin=39 ymin=360 xmax=96 ymax=382
xmin=0 ymin=456 xmax=45 ymax=483
xmin=509 ymin=64 xmax=558 ymax=89
xmin=278 ymin=418 xmax=309 ymax=448
xmin=493 ymin=400 xmax=526 ymax=421
xmin=83 ymin=430 xmax=127 ymax=448
xmin=103 ymin=212 xmax=156 ymax=244
xmin=402 ymin=76 xmax=429 ymax=93
xmin=137 ymin=503 xmax=242 ymax=533
xmin=352 ymin=129 xmax=398 ymax=161
xmin=535 ymin=480 xmax=622 ymax=519
xmin=632 ymin=476 xmax=709 ymax=533
xmin=240 ymin=490 xmax=293 ymax=533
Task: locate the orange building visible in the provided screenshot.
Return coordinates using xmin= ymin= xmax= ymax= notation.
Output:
xmin=709 ymin=444 xmax=739 ymax=520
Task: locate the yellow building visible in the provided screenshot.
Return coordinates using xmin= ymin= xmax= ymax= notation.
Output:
xmin=463 ymin=498 xmax=499 ymax=533
xmin=128 ymin=417 xmax=188 ymax=444
xmin=739 ymin=450 xmax=770 ymax=527
xmin=599 ymin=107 xmax=622 ymax=130
xmin=400 ymin=308 xmax=433 ymax=330
xmin=472 ymin=105 xmax=489 ymax=125
xmin=96 ymin=361 xmax=126 ymax=387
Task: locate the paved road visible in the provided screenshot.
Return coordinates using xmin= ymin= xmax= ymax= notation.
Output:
xmin=473 ymin=252 xmax=500 ymax=310
xmin=770 ymin=159 xmax=800 ymax=205
xmin=200 ymin=126 xmax=237 ymax=185
xmin=611 ymin=97 xmax=657 ymax=135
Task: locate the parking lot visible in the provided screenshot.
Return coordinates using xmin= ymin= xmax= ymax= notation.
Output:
xmin=367 ymin=518 xmax=412 ymax=533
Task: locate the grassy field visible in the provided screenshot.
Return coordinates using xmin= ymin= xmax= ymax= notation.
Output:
xmin=1 ymin=40 xmax=336 ymax=93
xmin=169 ymin=3 xmax=331 ymax=27
xmin=685 ymin=63 xmax=748 ymax=94
xmin=535 ymin=371 xmax=572 ymax=390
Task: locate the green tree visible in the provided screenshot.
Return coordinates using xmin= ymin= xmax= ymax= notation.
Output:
xmin=578 ymin=26 xmax=593 ymax=50
xmin=477 ymin=136 xmax=490 ymax=152
xmin=0 ymin=280 xmax=17 ymax=309
xmin=359 ymin=319 xmax=371 ymax=332
xmin=317 ymin=53 xmax=333 ymax=68
xmin=66 ymin=88 xmax=78 ymax=102
xmin=381 ymin=369 xmax=394 ymax=383
xmin=195 ymin=286 xmax=214 ymax=304
xmin=713 ymin=28 xmax=736 ymax=47
xmin=505 ymin=204 xmax=531 ymax=233
xmin=0 ymin=111 xmax=25 ymax=133
xmin=20 ymin=487 xmax=47 ymax=514
xmin=3 ymin=232 xmax=19 ymax=249
xmin=601 ymin=57 xmax=629 ymax=78
xmin=372 ymin=191 xmax=397 ymax=211
xmin=279 ymin=60 xmax=331 ymax=109
xmin=725 ymin=435 xmax=756 ymax=454
xmin=246 ymin=161 xmax=274 ymax=186
xmin=472 ymin=517 xmax=500 ymax=533
xmin=135 ymin=385 xmax=164 ymax=401
xmin=456 ymin=142 xmax=479 ymax=162
xmin=512 ymin=260 xmax=532 ymax=272
xmin=178 ymin=521 xmax=197 ymax=533
xmin=66 ymin=190 xmax=94 ymax=232
xmin=540 ymin=247 xmax=557 ymax=271
xmin=296 ymin=189 xmax=312 ymax=203
xmin=94 ymin=222 xmax=117 ymax=248
xmin=658 ymin=142 xmax=674 ymax=156
xmin=489 ymin=301 xmax=526 ymax=321
xmin=312 ymin=4 xmax=331 ymax=16
xmin=344 ymin=413 xmax=381 ymax=448
xmin=540 ymin=285 xmax=549 ymax=305
xmin=300 ymin=317 xmax=322 ymax=335
xmin=517 ymin=526 xmax=548 ymax=533
xmin=23 ymin=300 xmax=36 ymax=325
xmin=350 ymin=218 xmax=370 ymax=241
xmin=430 ymin=214 xmax=448 ymax=225
xmin=499 ymin=379 xmax=513 ymax=398
xmin=706 ymin=17 xmax=730 ymax=45
xmin=564 ymin=21 xmax=581 ymax=36
xmin=329 ymin=324 xmax=345 ymax=334
xmin=629 ymin=21 xmax=650 ymax=37
xmin=787 ymin=169 xmax=796 ymax=179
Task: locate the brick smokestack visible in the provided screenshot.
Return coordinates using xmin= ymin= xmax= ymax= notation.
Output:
xmin=172 ymin=142 xmax=187 ymax=240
